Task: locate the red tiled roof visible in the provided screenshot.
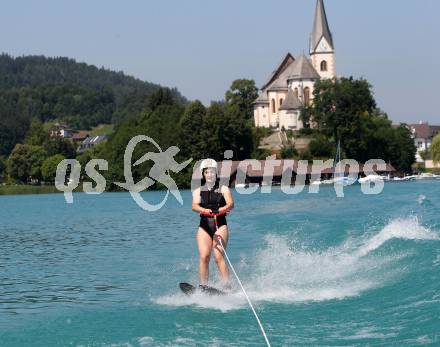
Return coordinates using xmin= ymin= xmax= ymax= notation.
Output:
xmin=410 ymin=123 xmax=432 ymax=139
xmin=72 ymin=131 xmax=90 ymax=140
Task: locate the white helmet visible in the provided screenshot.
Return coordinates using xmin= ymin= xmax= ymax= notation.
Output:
xmin=200 ymin=158 xmax=218 ymax=173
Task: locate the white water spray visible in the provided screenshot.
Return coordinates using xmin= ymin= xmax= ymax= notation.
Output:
xmin=155 ymin=217 xmax=439 ymax=309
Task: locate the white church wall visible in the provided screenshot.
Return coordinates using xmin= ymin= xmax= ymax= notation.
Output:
xmin=268 ymin=91 xmax=280 ymax=127
xmin=278 ymin=92 xmax=287 ymax=110
xmin=311 ymin=53 xmax=336 ymax=79
xmin=279 ymin=110 xmax=302 ymax=130
xmin=254 ymin=104 xmax=270 ymax=128
xmin=288 ymin=80 xmax=316 ymax=106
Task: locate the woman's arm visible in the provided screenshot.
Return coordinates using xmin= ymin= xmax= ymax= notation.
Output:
xmin=192 ymin=188 xmax=212 ymax=214
xmin=219 ymin=186 xmax=234 ymax=213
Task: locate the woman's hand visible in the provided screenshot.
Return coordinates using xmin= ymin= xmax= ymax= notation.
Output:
xmin=202 ymin=208 xmax=213 ymax=215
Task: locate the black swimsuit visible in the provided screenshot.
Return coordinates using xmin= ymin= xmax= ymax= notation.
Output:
xmin=199 ymin=185 xmax=227 ymax=239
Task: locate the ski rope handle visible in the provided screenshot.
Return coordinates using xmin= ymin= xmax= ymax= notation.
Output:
xmin=199 ymin=208 xmax=230 ymax=218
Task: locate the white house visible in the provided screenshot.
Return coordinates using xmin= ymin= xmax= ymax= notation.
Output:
xmin=253 ymin=0 xmax=336 ymax=130
xmin=50 ymin=123 xmax=73 ymax=138
xmin=409 ymin=123 xmax=440 ymax=163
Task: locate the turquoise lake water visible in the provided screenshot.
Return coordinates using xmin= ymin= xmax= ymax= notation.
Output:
xmin=1 ymin=181 xmax=439 ymax=346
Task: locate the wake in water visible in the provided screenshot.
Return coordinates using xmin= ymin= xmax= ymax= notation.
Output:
xmin=154 ymin=217 xmax=438 ymax=311
xmin=356 ymin=216 xmax=438 ymax=257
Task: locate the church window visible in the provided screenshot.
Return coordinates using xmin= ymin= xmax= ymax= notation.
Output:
xmin=304 ymin=87 xmax=310 ymax=106
xmin=320 ymin=60 xmax=328 ymax=72
xmin=294 ymin=88 xmax=298 ymax=97
xmin=280 ymin=98 xmax=284 ymax=107
xmin=271 ymin=99 xmax=276 ymax=113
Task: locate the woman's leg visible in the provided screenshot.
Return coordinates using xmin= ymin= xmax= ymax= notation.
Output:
xmin=213 ymin=225 xmax=230 ymax=285
xmin=196 ymin=227 xmax=213 ymax=285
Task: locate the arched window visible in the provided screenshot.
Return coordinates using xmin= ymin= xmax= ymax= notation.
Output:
xmin=294 ymin=88 xmax=299 ymax=97
xmin=271 ymin=99 xmax=276 ymax=113
xmin=304 ymin=87 xmax=310 ymax=106
xmin=320 ymin=60 xmax=328 ymax=72
xmin=280 ymin=98 xmax=284 ymax=107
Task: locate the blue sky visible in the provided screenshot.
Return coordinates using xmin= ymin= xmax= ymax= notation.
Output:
xmin=1 ymin=0 xmax=439 ymax=123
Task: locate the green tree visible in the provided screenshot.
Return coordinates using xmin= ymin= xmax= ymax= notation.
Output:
xmin=250 ymin=127 xmax=272 ymax=159
xmin=0 ymin=95 xmax=30 ymax=156
xmin=137 ymin=104 xmax=186 ymax=186
xmin=306 ymin=77 xmax=376 ymax=160
xmin=42 ymin=154 xmax=65 ymax=183
xmin=96 ymin=119 xmax=139 ymax=187
xmin=362 ymin=118 xmax=415 ymax=172
xmin=141 ymin=104 xmax=185 ymax=150
xmin=431 ymin=134 xmax=440 ymax=164
xmin=299 ymin=149 xmax=313 ymax=161
xmin=225 ymin=79 xmax=258 ymax=119
xmin=25 ymin=119 xmax=48 ymax=146
xmin=198 ymin=103 xmax=253 ymax=160
xmin=309 ymin=135 xmax=334 ymax=158
xmin=0 ymin=54 xmax=187 ymax=154
xmin=148 ymin=87 xmax=177 ymax=111
xmin=310 ymin=77 xmax=376 ymax=136
xmin=389 ymin=125 xmax=416 ymax=173
xmin=300 ymin=77 xmax=415 ymax=172
xmin=179 ymin=100 xmax=206 ymax=160
xmin=98 ymin=103 xmax=186 ymax=188
xmin=8 ymin=144 xmax=47 ymax=183
xmin=0 ymin=156 xmax=6 ymax=182
xmin=300 ymin=106 xmax=313 ymax=129
xmin=44 ymin=137 xmax=76 ymax=158
xmin=199 ymin=103 xmax=226 ymax=160
xmin=280 ymin=145 xmax=298 ymax=159
xmin=221 ymin=105 xmax=253 ymax=160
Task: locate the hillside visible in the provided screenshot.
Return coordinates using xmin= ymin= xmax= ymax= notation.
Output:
xmin=0 ymin=54 xmax=186 ymax=156
xmin=0 ymin=54 xmax=185 ymax=104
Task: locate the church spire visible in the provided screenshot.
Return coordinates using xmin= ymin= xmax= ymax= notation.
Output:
xmin=310 ymin=0 xmax=334 ymax=54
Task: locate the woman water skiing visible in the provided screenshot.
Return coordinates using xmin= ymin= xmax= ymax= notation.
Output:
xmin=192 ymin=158 xmax=234 ymax=290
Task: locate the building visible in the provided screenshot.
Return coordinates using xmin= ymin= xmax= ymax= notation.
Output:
xmin=253 ymin=0 xmax=336 ymax=130
xmin=72 ymin=131 xmax=91 ymax=142
xmin=50 ymin=123 xmax=73 ymax=138
xmin=408 ymin=122 xmax=440 ymax=163
xmin=76 ymin=135 xmax=108 ymax=154
xmin=191 ymin=160 xmax=396 ymax=187
xmin=425 ymin=160 xmax=440 ymax=169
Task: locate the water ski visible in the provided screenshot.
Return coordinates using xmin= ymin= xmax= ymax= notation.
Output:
xmin=179 ymin=282 xmax=226 ymax=296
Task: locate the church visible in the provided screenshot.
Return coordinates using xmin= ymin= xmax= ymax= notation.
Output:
xmin=253 ymin=0 xmax=336 ymax=130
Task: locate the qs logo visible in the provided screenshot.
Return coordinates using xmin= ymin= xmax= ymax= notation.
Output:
xmin=55 ymin=135 xmax=192 ymax=211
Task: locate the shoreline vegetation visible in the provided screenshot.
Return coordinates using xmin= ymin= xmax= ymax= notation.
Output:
xmin=0 ymin=185 xmax=61 ymax=196
xmin=2 ymin=169 xmax=440 ymax=197
xmin=1 ymin=54 xmax=434 ymax=196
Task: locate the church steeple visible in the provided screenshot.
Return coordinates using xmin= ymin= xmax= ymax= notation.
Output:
xmin=309 ymin=0 xmax=336 ymax=79
xmin=310 ymin=0 xmax=334 ymax=54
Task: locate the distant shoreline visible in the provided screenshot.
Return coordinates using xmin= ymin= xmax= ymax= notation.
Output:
xmin=0 ymin=185 xmax=169 ymax=196
xmin=1 ymin=177 xmax=438 ymax=197
xmin=0 ymin=185 xmax=62 ymax=196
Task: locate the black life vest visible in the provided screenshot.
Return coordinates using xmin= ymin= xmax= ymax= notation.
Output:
xmin=200 ymin=185 xmax=226 ymax=212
